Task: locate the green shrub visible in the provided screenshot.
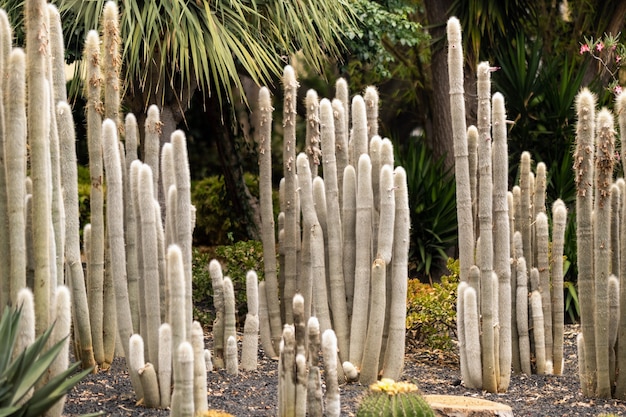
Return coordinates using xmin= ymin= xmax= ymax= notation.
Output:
xmin=0 ymin=306 xmax=94 ymax=417
xmin=406 ymin=258 xmax=458 ymax=352
xmin=192 ymin=240 xmax=265 ymax=329
xmin=191 ymin=174 xmax=276 ymax=246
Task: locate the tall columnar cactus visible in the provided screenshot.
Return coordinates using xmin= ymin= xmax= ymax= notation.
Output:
xmin=101 ymin=1 xmax=121 ymax=127
xmin=102 ymin=118 xmax=140 ymax=388
xmin=616 ymin=92 xmax=626 ymax=399
xmin=281 ymin=66 xmax=299 ymax=325
xmin=256 ymin=87 xmax=280 ymax=356
xmin=138 ymin=163 xmax=162 ymax=367
xmin=57 ymin=101 xmax=96 ymax=370
xmin=492 ymin=92 xmax=511 ymax=390
xmin=551 ymin=200 xmax=567 ymax=375
xmin=26 ymin=0 xmax=53 ymax=338
xmin=592 ymin=108 xmax=615 ymax=398
xmin=241 ymin=271 xmax=260 ymax=371
xmin=84 ymin=29 xmax=105 ymax=366
xmin=209 ymin=259 xmax=225 ymax=369
xmin=5 ymin=48 xmax=27 ymax=307
xmin=305 ymin=89 xmax=321 ymax=177
xmin=446 ymin=17 xmax=473 ymax=284
xmin=574 ymin=89 xmax=596 ymax=396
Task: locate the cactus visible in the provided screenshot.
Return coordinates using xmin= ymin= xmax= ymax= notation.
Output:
xmin=101 ymin=118 xmax=139 ymax=382
xmin=84 ymin=29 xmax=105 ymax=365
xmin=159 ymin=323 xmax=173 ymax=408
xmin=356 ymin=379 xmax=435 ymax=417
xmin=305 ymin=89 xmax=321 ymax=176
xmin=171 ymin=341 xmax=195 ymax=417
xmin=241 ymin=270 xmax=260 ymax=371
xmin=5 ymin=48 xmax=26 ymax=306
xmin=322 ymin=329 xmax=340 ymax=417
xmin=360 ymin=258 xmax=386 ymax=385
xmin=256 ymin=87 xmax=280 ymax=356
xmin=138 ymin=163 xmax=162 ymax=367
xmin=551 ymin=200 xmax=567 ymax=375
xmin=26 ymin=0 xmax=53 ymax=338
xmin=191 ymin=321 xmax=208 ymax=413
xmin=306 ymin=317 xmax=323 ymax=417
xmin=209 ymin=259 xmax=225 ymax=368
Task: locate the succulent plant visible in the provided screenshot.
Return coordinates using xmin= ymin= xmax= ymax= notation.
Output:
xmin=356 ymin=379 xmax=435 ymax=417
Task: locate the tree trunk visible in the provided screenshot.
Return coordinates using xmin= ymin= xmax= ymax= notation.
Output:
xmin=424 ymin=0 xmax=455 ymax=171
xmin=207 ymin=95 xmax=262 ymax=241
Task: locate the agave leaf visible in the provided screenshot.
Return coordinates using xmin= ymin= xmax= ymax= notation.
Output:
xmin=8 ymin=331 xmax=65 ymax=405
xmin=0 ymin=307 xmax=21 ymax=374
xmin=21 ymin=363 xmax=92 ymax=417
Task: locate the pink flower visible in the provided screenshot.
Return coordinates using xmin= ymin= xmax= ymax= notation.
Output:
xmin=617 ymin=55 xmax=622 ymax=63
xmin=580 ymin=44 xmax=590 ymax=54
xmin=596 ymin=42 xmax=604 ymax=52
xmin=614 ymin=84 xmax=623 ymax=95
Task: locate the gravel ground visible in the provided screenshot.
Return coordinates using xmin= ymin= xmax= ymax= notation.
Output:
xmin=63 ymin=325 xmax=626 ymax=416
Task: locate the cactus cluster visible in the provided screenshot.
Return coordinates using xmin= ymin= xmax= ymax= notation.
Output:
xmin=447 ymin=17 xmax=568 ymax=393
xmin=572 ymin=89 xmax=626 ymax=399
xmin=256 ymin=66 xmax=410 ymax=385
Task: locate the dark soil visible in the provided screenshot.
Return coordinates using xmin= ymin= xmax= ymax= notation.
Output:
xmin=64 ymin=325 xmax=626 ymax=416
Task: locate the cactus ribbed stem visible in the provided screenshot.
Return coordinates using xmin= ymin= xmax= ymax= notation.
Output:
xmin=551 ymin=200 xmax=567 ymax=375
xmin=27 ymin=0 xmax=53 ymax=337
xmin=594 ymin=108 xmax=615 ymax=398
xmin=530 ymin=290 xmax=546 ymax=375
xmin=320 ymin=98 xmax=349 ymax=360
xmin=158 ymin=323 xmax=172 ymax=408
xmin=364 ymin=86 xmax=379 ymax=139
xmin=242 ymin=271 xmax=260 ymax=370
xmin=57 ymin=101 xmax=96 ymax=370
xmin=536 ymin=211 xmax=552 ymax=367
xmin=138 ymin=164 xmax=162 ymax=367
xmin=297 ymin=153 xmax=331 ymax=333
xmin=102 ymin=118 xmax=136 ymax=375
xmin=322 ymin=329 xmax=340 ymax=417
xmin=191 ymin=321 xmax=208 ymax=413
xmin=332 ymin=99 xmax=349 ymax=208
xmin=168 ymin=245 xmax=187 ymax=364
xmin=305 ymin=89 xmax=321 ymax=177
xmin=124 ymin=114 xmax=140 ymax=333
xmin=209 ymin=259 xmax=225 ymax=369
xmin=279 ymin=325 xmax=296 ymax=416
xmin=463 ymin=280 xmax=482 ymax=389
xmin=360 ymin=258 xmax=386 ymax=385
xmin=307 ymin=317 xmax=323 ymax=417
xmin=6 ymin=48 xmax=27 ymax=305
xmin=342 ymin=165 xmax=357 ymax=318
xmin=350 ymin=96 xmax=368 ymax=167
xmin=492 ymin=92 xmax=511 ymax=390
xmin=382 ymin=167 xmax=409 ymax=381
xmin=519 ymin=152 xmax=532 ymax=268
xmin=349 ymin=154 xmax=373 ymax=367
xmin=516 ymin=257 xmax=531 ymax=375
xmin=616 ymin=92 xmax=626 ymax=399
xmin=145 ymin=105 xmax=161 ymax=200
xmin=84 ymin=29 xmax=104 ymax=361
xmin=282 ymin=66 xmax=299 ymax=325
xmin=447 ymin=17 xmax=473 ymax=284
xmin=257 ymin=87 xmax=280 ymax=356
xmin=46 ymin=285 xmax=72 ymax=417
xmin=102 ymin=1 xmax=121 ymax=128
xmin=172 ymin=131 xmax=193 ymax=337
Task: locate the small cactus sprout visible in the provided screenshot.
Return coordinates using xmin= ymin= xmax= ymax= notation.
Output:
xmin=357 ymin=379 xmax=435 ymax=417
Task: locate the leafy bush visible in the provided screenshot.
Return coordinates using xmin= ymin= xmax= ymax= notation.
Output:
xmin=191 ymin=174 xmax=278 ymax=246
xmin=0 ymin=306 xmax=94 ymax=417
xmin=406 ymin=258 xmax=458 ymax=352
xmin=192 ymin=240 xmax=265 ymax=329
xmin=395 ymin=136 xmax=457 ymax=279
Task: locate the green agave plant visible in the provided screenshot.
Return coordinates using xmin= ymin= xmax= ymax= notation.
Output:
xmin=0 ymin=306 xmax=96 ymax=417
